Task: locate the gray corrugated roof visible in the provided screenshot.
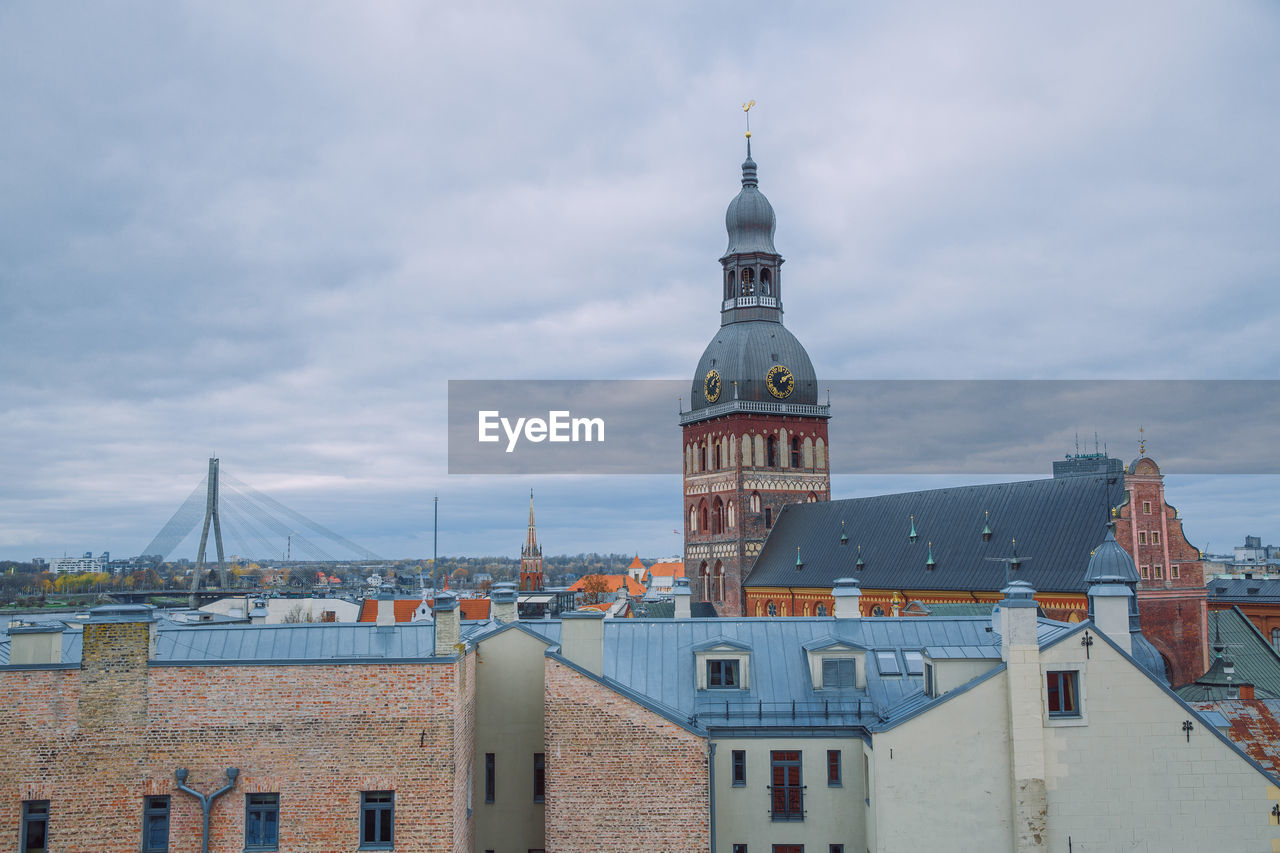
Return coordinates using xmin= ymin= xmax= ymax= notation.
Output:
xmin=746 ymin=474 xmax=1116 ymax=593
xmin=1209 ymin=578 xmax=1280 ymax=603
xmin=1177 ymin=607 xmax=1280 ymax=700
xmin=599 ymin=616 xmax=1071 ymax=729
xmin=154 ymin=622 xmax=438 ymax=662
xmin=0 ymin=629 xmax=82 ymax=665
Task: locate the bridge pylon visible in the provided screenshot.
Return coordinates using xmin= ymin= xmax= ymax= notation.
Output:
xmin=190 ymin=457 xmax=227 ymax=607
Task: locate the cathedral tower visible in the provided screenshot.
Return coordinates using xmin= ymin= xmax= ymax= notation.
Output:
xmin=680 ymin=138 xmax=831 ymax=615
xmin=519 ymin=490 xmax=544 ymax=592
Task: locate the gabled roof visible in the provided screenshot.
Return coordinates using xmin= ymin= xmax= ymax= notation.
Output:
xmin=646 ymin=561 xmax=684 ymax=579
xmin=567 ymin=574 xmax=646 ymax=595
xmin=356 ymin=597 xmax=491 ymax=623
xmin=746 ymin=474 xmax=1115 ymax=593
xmin=627 ymin=556 xmax=645 ymax=571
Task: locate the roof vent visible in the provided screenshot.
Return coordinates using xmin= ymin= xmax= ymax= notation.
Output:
xmin=982 ymin=510 xmax=993 ymax=542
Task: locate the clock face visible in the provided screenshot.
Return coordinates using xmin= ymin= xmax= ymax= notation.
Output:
xmin=704 ymin=369 xmax=722 ymax=403
xmin=766 ymin=364 xmax=794 ymax=399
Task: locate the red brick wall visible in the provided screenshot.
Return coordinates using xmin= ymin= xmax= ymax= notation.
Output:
xmin=0 ymin=636 xmax=474 ymax=851
xmin=544 ymin=657 xmax=708 ymax=852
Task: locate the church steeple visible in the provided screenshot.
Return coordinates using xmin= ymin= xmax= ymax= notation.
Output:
xmin=720 ymin=116 xmax=784 ymax=325
xmin=519 ymin=489 xmax=544 ymax=592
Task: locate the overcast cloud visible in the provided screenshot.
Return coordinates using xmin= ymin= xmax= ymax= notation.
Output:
xmin=1 ymin=2 xmax=1277 ymax=561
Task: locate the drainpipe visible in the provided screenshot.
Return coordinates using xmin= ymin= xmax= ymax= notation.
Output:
xmin=175 ymin=767 xmax=239 ymax=853
xmin=708 ymin=742 xmax=717 ymax=853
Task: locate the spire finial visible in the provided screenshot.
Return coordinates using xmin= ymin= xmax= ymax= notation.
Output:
xmin=1138 ymin=424 xmax=1146 ymax=457
xmin=742 ymin=99 xmax=755 ymax=157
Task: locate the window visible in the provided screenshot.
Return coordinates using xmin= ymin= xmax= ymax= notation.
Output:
xmin=1140 ymin=564 xmax=1149 ymax=579
xmin=773 ymin=844 xmax=804 ymax=853
xmin=770 ymin=751 xmax=803 ymax=821
xmin=767 ymin=600 xmax=777 ymax=616
xmin=765 ymin=507 xmax=773 ymax=528
xmin=870 ymin=605 xmax=885 ymax=617
xmin=1151 ymin=531 xmax=1160 ymax=545
xmin=1138 ymin=531 xmax=1147 ymax=545
xmin=708 ymin=659 xmax=740 ymax=688
xmin=533 ymin=753 xmax=545 ymax=803
xmin=1143 ymin=500 xmax=1152 ymax=514
xmin=821 ymin=658 xmax=855 ymax=688
xmin=734 ymin=846 xmax=749 ymax=853
xmin=732 ymin=749 xmax=747 ymax=786
xmin=903 ymin=650 xmax=924 ymax=676
xmin=830 ymin=846 xmax=845 ymax=853
xmin=863 ymin=753 xmax=870 ymax=804
xmin=23 ymin=800 xmax=49 ymax=853
xmin=827 ymin=750 xmax=841 ymax=786
xmin=924 ymin=662 xmax=935 ymax=697
xmin=1154 ymin=565 xmax=1163 ymax=580
xmin=485 ymin=753 xmax=496 ymax=803
xmin=875 ymin=651 xmax=901 ymax=676
xmin=1046 ymin=671 xmax=1080 ymax=718
xmin=1171 ymin=564 xmax=1180 ymax=580
xmin=245 ymin=794 xmax=279 ymax=851
xmin=815 ymin=604 xmax=827 ymax=617
xmin=141 ymin=796 xmax=168 ymax=852
xmin=767 ymin=436 xmax=778 ymax=467
xmin=360 ymin=791 xmax=394 ymax=849
xmin=791 ymin=437 xmax=800 ymax=468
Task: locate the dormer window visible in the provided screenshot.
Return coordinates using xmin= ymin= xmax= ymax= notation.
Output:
xmin=708 ymin=659 xmax=740 ymax=688
xmin=903 ymin=650 xmax=924 ymax=676
xmin=875 ymin=651 xmax=902 ymax=676
xmin=822 ymin=658 xmax=856 ymax=688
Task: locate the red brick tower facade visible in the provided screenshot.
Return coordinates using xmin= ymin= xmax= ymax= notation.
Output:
xmin=681 ymin=140 xmax=831 ymax=616
xmin=1114 ymin=454 xmax=1208 ymax=685
xmin=519 ymin=490 xmax=544 ymax=592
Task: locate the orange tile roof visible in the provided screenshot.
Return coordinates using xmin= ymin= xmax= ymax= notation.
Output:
xmin=627 ymin=556 xmax=645 ymax=570
xmin=646 ymin=561 xmax=684 ymax=579
xmin=567 ymin=574 xmax=646 ymax=595
xmin=581 ymin=602 xmax=613 ymax=612
xmin=357 ymin=597 xmax=492 ymax=623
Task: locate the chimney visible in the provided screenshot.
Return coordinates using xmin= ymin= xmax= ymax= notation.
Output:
xmin=560 ymin=609 xmax=605 ymax=675
xmin=1240 ymin=683 xmax=1256 ymax=700
xmin=376 ymin=587 xmax=396 ymax=628
xmin=1087 ymin=582 xmax=1133 ymax=654
xmin=832 ymin=577 xmax=861 ymax=620
xmin=997 ymin=581 xmax=1047 ymax=852
xmin=249 ymin=600 xmax=268 ymax=625
xmin=492 ymin=581 xmax=519 ymax=624
xmin=673 ymin=577 xmax=692 ymax=619
xmin=7 ymin=621 xmax=64 ymax=665
xmin=433 ymin=591 xmax=461 ymax=656
xmin=81 ymin=604 xmax=156 ymax=729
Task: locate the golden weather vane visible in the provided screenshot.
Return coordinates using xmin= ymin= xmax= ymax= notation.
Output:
xmin=1139 ymin=424 xmax=1146 ymax=457
xmin=742 ymin=99 xmax=755 ymax=138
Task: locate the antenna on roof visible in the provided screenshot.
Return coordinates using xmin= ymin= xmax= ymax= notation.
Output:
xmin=1074 ymin=432 xmax=1080 ymax=455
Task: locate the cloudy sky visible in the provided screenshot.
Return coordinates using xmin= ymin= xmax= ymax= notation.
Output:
xmin=2 ymin=2 xmax=1277 ymax=562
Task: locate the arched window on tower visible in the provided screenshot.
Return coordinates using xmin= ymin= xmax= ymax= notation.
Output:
xmin=802 ymin=437 xmax=813 ymax=469
xmin=816 ymin=603 xmax=827 ymax=617
xmin=712 ymin=497 xmax=724 ymax=535
xmin=767 ymin=600 xmax=777 ymax=617
xmin=726 ymin=500 xmax=735 ymax=529
xmin=700 ymin=561 xmax=710 ymax=600
xmin=815 ymin=437 xmax=826 ymax=470
xmin=713 ymin=561 xmax=724 ymax=602
xmin=739 ymin=267 xmax=754 ymax=296
xmin=791 ymin=437 xmax=800 ymax=468
xmin=689 ymin=504 xmax=697 ymax=533
xmin=704 ymin=440 xmax=713 ymax=471
xmin=750 ymin=491 xmax=761 ymax=513
xmin=807 ymin=491 xmax=818 ymax=503
xmin=700 ymin=500 xmax=709 ymax=534
xmin=715 ymin=439 xmax=723 ymax=470
xmin=725 ymin=269 xmax=734 ymax=300
xmin=767 ymin=435 xmax=778 ymax=467
xmin=760 ymin=268 xmax=772 ymax=296
xmin=741 ymin=434 xmax=753 ymax=467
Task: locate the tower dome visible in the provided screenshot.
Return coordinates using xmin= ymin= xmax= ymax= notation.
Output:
xmin=723 ymin=154 xmax=778 ymax=257
xmin=1083 ymin=523 xmax=1141 ymax=585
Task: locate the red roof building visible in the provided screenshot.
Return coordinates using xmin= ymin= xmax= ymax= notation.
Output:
xmin=357 ymin=597 xmax=492 ymax=623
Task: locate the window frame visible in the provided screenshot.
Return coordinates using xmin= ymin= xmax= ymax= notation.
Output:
xmin=359 ymin=791 xmax=394 ymax=849
xmin=1142 ymin=500 xmax=1152 ymax=514
xmin=141 ymin=795 xmax=169 ymax=853
xmin=1138 ymin=531 xmax=1147 ymax=545
xmin=821 ymin=657 xmax=856 ymax=689
xmin=1154 ymin=564 xmax=1163 ymax=580
xmin=769 ymin=750 xmax=804 ymax=822
xmin=1151 ymin=530 xmax=1160 ymax=545
xmin=22 ymin=800 xmax=50 ymax=853
xmin=244 ymin=793 xmax=279 ymax=852
xmin=533 ymin=753 xmax=546 ymax=803
xmin=733 ymin=845 xmax=749 ymax=853
xmin=732 ymin=749 xmax=747 ymax=786
xmin=875 ymin=650 xmax=902 ymax=676
xmin=1046 ymin=670 xmax=1082 ymax=720
xmin=903 ymin=650 xmax=924 ymax=676
xmin=708 ymin=658 xmax=741 ymax=689
xmin=826 ymin=750 xmax=841 ymax=787
xmin=485 ymin=752 xmax=496 ymax=803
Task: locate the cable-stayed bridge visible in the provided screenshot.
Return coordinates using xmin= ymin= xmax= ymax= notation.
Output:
xmin=141 ymin=458 xmax=382 ymax=593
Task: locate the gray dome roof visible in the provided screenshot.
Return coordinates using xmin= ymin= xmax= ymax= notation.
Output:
xmin=1083 ymin=524 xmax=1140 ymax=585
xmin=691 ymin=320 xmax=818 ymax=410
xmin=723 ymin=156 xmax=778 ymax=257
xmin=1130 ymin=632 xmax=1169 ymax=683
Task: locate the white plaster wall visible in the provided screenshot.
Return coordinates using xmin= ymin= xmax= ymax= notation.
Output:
xmin=1040 ymin=636 xmax=1280 ymax=851
xmin=871 ymin=673 xmax=1015 ymax=853
xmin=474 ymin=627 xmax=548 ymax=853
xmin=713 ymin=735 xmax=865 ymax=853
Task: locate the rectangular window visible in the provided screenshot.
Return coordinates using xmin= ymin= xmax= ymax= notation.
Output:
xmin=1140 ymin=564 xmax=1150 ymax=579
xmin=765 ymin=507 xmax=772 ymax=528
xmin=903 ymin=650 xmax=924 ymax=676
xmin=23 ymin=800 xmax=49 ymax=853
xmin=1138 ymin=531 xmax=1147 ymax=545
xmin=826 ymin=750 xmax=841 ymax=786
xmin=863 ymin=754 xmax=870 ymax=805
xmin=830 ymin=846 xmax=845 ymax=853
xmin=1151 ymin=531 xmax=1160 ymax=545
xmin=141 ymin=796 xmax=168 ymax=853
xmin=485 ymin=753 xmax=496 ymax=803
xmin=732 ymin=749 xmax=747 ymax=786
xmin=821 ymin=658 xmax=855 ymax=688
xmin=360 ymin=791 xmax=394 ymax=849
xmin=923 ymin=662 xmax=934 ymax=697
xmin=770 ymin=750 xmax=803 ymax=821
xmin=1046 ymin=670 xmax=1080 ymax=718
xmin=1154 ymin=565 xmax=1164 ymax=579
xmin=875 ymin=650 xmax=901 ymax=676
xmin=708 ymin=659 xmax=740 ymax=688
xmin=245 ymin=793 xmax=279 ymax=851
xmin=533 ymin=753 xmax=545 ymax=803
xmin=772 ymin=846 xmax=804 ymax=853
xmin=1172 ymin=564 xmax=1180 ymax=580
xmin=1143 ymin=500 xmax=1151 ymax=514
xmin=733 ymin=846 xmax=748 ymax=853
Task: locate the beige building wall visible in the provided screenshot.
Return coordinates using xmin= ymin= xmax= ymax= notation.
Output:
xmin=1039 ymin=634 xmax=1280 ymax=851
xmin=473 ymin=627 xmax=548 ymax=853
xmin=870 ymin=672 xmax=1015 ymax=853
xmin=713 ymin=735 xmax=865 ymax=853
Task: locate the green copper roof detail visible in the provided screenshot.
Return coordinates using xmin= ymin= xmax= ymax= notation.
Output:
xmin=855 ymin=545 xmax=865 ymax=570
xmin=840 ymin=520 xmax=848 ymax=545
xmin=909 ymin=514 xmax=918 ymax=543
xmin=795 ymin=546 xmax=804 ymax=570
xmin=926 ymin=542 xmax=936 ymax=570
xmin=982 ymin=510 xmax=992 ymax=541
